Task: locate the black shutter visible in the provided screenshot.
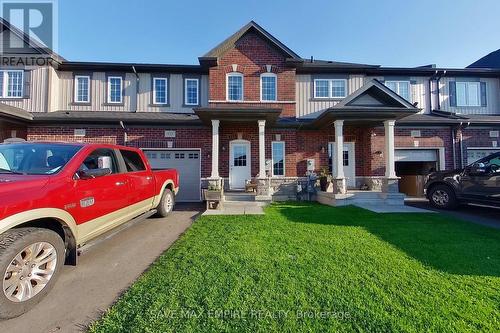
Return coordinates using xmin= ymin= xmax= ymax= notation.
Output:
xmin=449 ymin=81 xmax=457 ymax=107
xmin=23 ymin=70 xmax=31 ymax=99
xmin=480 ymin=82 xmax=487 ymax=107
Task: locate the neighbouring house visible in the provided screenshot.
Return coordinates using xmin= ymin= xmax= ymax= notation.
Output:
xmin=1 ymin=20 xmax=499 ymax=202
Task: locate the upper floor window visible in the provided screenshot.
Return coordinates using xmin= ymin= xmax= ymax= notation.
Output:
xmin=260 ymin=73 xmax=277 ymax=101
xmin=385 ymin=81 xmax=410 ymax=101
xmin=184 ymin=78 xmax=199 ymax=105
xmin=227 ymin=72 xmax=243 ymax=101
xmin=107 ymin=76 xmax=123 ymax=104
xmin=153 ymin=77 xmax=168 ymax=105
xmin=0 ymin=70 xmax=23 ymax=98
xmin=74 ymin=75 xmax=90 ymax=103
xmin=314 ymin=79 xmax=347 ymax=98
xmin=456 ymin=81 xmax=480 ymax=107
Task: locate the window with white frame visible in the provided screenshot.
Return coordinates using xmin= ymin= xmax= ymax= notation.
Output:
xmin=0 ymin=70 xmax=23 ymax=98
xmin=314 ymin=79 xmax=347 ymax=98
xmin=184 ymin=78 xmax=199 ymax=105
xmin=385 ymin=81 xmax=411 ymax=101
xmin=272 ymin=141 xmax=285 ymax=176
xmin=260 ymin=73 xmax=277 ymax=101
xmin=456 ymin=81 xmax=480 ymax=107
xmin=74 ymin=75 xmax=90 ymax=103
xmin=153 ymin=77 xmax=168 ymax=104
xmin=107 ymin=76 xmax=123 ymax=103
xmin=227 ymin=72 xmax=243 ymax=101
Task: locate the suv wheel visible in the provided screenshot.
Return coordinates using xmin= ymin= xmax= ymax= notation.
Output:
xmin=156 ymin=189 xmax=175 ymax=217
xmin=0 ymin=228 xmax=65 ymax=319
xmin=429 ymin=185 xmax=458 ymax=209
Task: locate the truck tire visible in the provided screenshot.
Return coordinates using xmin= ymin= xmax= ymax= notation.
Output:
xmin=428 ymin=184 xmax=458 ymax=209
xmin=156 ymin=189 xmax=175 ymax=217
xmin=0 ymin=227 xmax=65 ymax=319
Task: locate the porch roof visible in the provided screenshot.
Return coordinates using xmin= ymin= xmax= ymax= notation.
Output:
xmin=193 ymin=107 xmax=282 ymax=125
xmin=310 ymin=79 xmax=420 ymax=128
xmin=0 ymin=103 xmax=33 ymax=126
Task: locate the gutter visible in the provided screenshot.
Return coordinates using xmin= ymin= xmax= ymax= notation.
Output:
xmin=131 ymin=66 xmax=139 ymax=112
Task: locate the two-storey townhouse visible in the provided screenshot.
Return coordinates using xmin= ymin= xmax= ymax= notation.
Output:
xmin=1 ymin=21 xmax=499 ymax=203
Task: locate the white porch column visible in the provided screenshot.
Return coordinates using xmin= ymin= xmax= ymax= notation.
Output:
xmin=382 ymin=119 xmax=399 ymax=193
xmin=384 ymin=120 xmax=396 ymax=178
xmin=258 ymin=120 xmax=266 ymax=178
xmin=332 ymin=120 xmax=346 ymax=194
xmin=210 ymin=119 xmax=220 ymax=179
xmin=334 ymin=120 xmax=345 ymax=179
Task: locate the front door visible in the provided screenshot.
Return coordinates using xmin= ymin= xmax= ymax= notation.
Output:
xmin=230 ymin=141 xmax=251 ymax=190
xmin=329 ymin=142 xmax=356 ymax=188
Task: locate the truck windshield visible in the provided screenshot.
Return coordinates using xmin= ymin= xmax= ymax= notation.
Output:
xmin=0 ymin=143 xmax=82 ymax=175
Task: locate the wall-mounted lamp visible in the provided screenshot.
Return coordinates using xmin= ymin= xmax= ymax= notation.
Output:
xmin=319 ymin=145 xmax=325 ymax=153
xmin=222 ymin=146 xmax=226 ymax=151
xmin=207 ymin=153 xmax=211 ymax=159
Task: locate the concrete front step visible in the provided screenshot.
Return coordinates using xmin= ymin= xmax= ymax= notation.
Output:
xmin=224 ymin=191 xmax=256 ymax=202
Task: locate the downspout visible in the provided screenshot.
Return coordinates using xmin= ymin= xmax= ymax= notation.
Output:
xmin=458 ymin=121 xmax=470 ymax=168
xmin=131 ymin=66 xmax=139 ymax=112
xmin=435 ymin=70 xmax=446 ymax=111
xmin=451 ymin=126 xmax=457 ymax=169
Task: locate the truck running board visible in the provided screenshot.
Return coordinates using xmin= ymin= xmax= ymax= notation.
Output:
xmin=77 ymin=209 xmax=157 ymax=257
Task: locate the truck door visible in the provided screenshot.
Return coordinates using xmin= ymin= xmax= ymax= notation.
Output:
xmin=72 ymin=148 xmax=129 ymax=225
xmin=119 ymin=149 xmax=155 ymax=209
xmin=461 ymin=152 xmax=500 ymax=203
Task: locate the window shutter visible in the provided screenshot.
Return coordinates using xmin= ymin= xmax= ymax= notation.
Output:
xmin=480 ymin=81 xmax=487 ymax=107
xmin=23 ymin=70 xmax=31 ymax=99
xmin=449 ymin=81 xmax=456 ymax=107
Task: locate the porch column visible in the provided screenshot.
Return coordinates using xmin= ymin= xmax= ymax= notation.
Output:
xmin=210 ymin=119 xmax=220 ymax=179
xmin=383 ymin=119 xmax=399 ymax=193
xmin=258 ymin=120 xmax=266 ymax=178
xmin=333 ymin=120 xmax=346 ymax=194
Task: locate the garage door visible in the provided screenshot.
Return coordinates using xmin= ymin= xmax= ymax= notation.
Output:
xmin=144 ymin=150 xmax=201 ymax=202
xmin=395 ymin=149 xmax=438 ymax=162
xmin=467 ymin=149 xmax=500 ymax=165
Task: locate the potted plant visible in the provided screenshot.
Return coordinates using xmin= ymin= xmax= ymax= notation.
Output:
xmin=318 ymin=167 xmax=330 ymax=192
xmin=204 ymin=182 xmax=223 ymax=201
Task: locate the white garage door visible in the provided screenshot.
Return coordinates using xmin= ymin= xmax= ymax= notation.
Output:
xmin=467 ymin=149 xmax=500 ymax=165
xmin=144 ymin=150 xmax=201 ymax=202
xmin=395 ymin=149 xmax=438 ymax=162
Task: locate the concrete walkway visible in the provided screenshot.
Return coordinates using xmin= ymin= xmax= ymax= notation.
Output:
xmin=202 ymin=201 xmax=266 ymax=215
xmin=0 ymin=204 xmax=201 ymax=332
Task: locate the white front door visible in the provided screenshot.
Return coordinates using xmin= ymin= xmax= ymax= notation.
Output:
xmin=329 ymin=142 xmax=356 ymax=188
xmin=229 ymin=141 xmax=251 ymax=189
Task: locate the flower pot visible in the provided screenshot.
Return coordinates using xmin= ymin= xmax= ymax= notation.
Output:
xmin=319 ymin=177 xmax=328 ymax=192
xmin=203 ymin=189 xmax=223 ymax=201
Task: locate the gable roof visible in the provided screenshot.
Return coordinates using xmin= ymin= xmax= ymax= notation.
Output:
xmin=0 ymin=18 xmax=65 ymax=63
xmin=468 ymin=49 xmax=500 ymax=69
xmin=201 ymin=21 xmax=301 ymax=61
xmin=334 ymin=79 xmax=417 ymax=109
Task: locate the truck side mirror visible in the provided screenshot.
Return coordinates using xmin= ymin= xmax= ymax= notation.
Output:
xmin=76 ymin=168 xmax=111 ymax=180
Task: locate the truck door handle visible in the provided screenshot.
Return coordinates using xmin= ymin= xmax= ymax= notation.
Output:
xmin=146 ymin=176 xmax=153 ymax=180
xmin=115 ymin=181 xmax=127 ymax=186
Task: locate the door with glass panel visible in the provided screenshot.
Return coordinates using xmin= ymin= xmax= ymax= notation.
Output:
xmin=229 ymin=141 xmax=251 ymax=189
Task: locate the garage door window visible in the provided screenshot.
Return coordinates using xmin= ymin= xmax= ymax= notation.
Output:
xmin=120 ymin=150 xmax=146 ymax=172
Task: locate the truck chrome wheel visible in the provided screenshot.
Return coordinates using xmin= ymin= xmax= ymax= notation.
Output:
xmin=3 ymin=242 xmax=57 ymax=303
xmin=164 ymin=192 xmax=174 ymax=213
xmin=432 ymin=190 xmax=449 ymax=206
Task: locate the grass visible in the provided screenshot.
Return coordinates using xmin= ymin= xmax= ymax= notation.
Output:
xmin=90 ymin=203 xmax=500 ymax=332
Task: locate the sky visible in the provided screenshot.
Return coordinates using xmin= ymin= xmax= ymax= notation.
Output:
xmin=57 ymin=0 xmax=500 ymax=68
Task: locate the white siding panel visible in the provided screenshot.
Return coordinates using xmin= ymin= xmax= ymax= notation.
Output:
xmin=295 ymin=74 xmax=366 ymax=118
xmin=1 ymin=67 xmax=48 ymax=112
xmin=439 ymin=77 xmax=499 ymax=115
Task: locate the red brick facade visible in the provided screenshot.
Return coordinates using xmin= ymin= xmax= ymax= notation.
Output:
xmin=208 ymin=32 xmax=296 ymax=117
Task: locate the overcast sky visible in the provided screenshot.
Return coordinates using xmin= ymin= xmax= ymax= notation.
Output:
xmin=57 ymin=0 xmax=500 ymax=68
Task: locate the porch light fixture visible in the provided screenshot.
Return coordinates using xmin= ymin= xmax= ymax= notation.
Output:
xmin=319 ymin=145 xmax=325 ymax=153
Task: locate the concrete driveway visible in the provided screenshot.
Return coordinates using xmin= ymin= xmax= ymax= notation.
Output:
xmin=406 ymin=198 xmax=500 ymax=229
xmin=0 ymin=203 xmax=202 ymax=332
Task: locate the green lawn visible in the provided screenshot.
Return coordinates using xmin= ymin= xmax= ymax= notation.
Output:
xmin=90 ymin=203 xmax=500 ymax=333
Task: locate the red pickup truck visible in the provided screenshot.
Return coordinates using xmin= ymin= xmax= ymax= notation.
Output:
xmin=0 ymin=142 xmax=178 ymax=319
